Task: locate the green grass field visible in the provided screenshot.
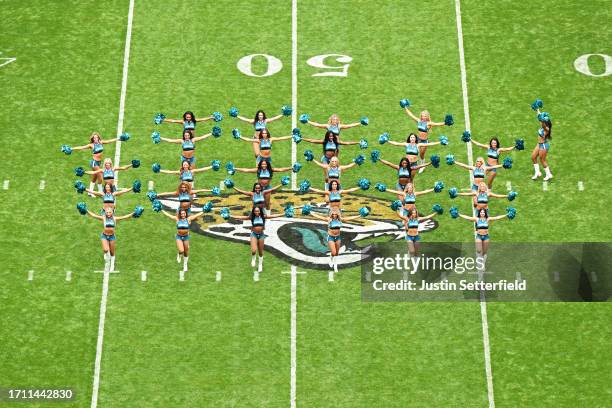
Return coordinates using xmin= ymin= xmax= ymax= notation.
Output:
xmin=0 ymin=0 xmax=610 ymax=407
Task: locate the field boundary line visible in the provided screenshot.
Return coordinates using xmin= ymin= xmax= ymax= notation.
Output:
xmin=454 ymin=1 xmax=495 ymax=407
xmin=290 ymin=264 xmax=298 ymax=408
xmin=290 ymin=0 xmax=298 ymax=191
xmin=91 ymin=0 xmax=135 ymax=407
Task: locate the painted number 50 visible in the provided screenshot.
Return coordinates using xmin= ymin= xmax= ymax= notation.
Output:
xmin=237 ymin=53 xmax=353 ymax=77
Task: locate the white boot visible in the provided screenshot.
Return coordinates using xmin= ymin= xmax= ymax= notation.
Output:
xmin=177 ymin=252 xmax=182 ymax=263
xmin=110 ymin=256 xmax=115 ymax=272
xmin=543 ymin=166 xmax=553 ymax=181
xmin=88 ymin=182 xmax=96 ymax=197
xmin=531 ymin=163 xmax=541 ymax=180
xmin=258 ymin=256 xmax=263 ymax=272
xmin=333 ymin=258 xmax=338 ymax=273
xmin=251 ymin=254 xmax=256 ymax=267
xmin=329 ymin=256 xmax=334 ymax=268
xmin=104 ymin=252 xmax=110 ymax=271
xmin=183 ymin=256 xmax=189 ymax=272
xmin=418 ymin=159 xmax=425 ymax=173
xmin=97 ymin=183 xmax=104 ymax=193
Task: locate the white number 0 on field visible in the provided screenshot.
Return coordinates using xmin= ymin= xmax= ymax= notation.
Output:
xmin=574 ymin=54 xmax=612 ymax=77
xmin=237 ymin=53 xmax=352 ymax=77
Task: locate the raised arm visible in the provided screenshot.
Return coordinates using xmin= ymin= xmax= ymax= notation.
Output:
xmin=310 ymin=213 xmax=328 ymax=221
xmin=404 ymin=108 xmax=419 ymax=122
xmin=163 ymin=118 xmax=183 ymax=124
xmin=266 ymin=114 xmax=284 ymax=123
xmin=161 ymin=210 xmax=177 ymax=220
xmin=457 ymin=191 xmax=476 ymax=197
xmin=342 ymin=187 xmax=361 ymax=194
xmin=415 ymin=188 xmax=434 ymax=196
xmin=381 ymin=188 xmax=404 ymax=195
xmin=72 ymin=143 xmax=93 ymax=151
xmin=195 ymin=115 xmax=213 ymax=123
xmin=237 ymin=135 xmax=257 ymax=143
xmin=470 ymin=139 xmax=488 ymax=149
xmin=160 ymin=137 xmax=182 ymax=144
xmin=412 ymin=161 xmax=431 ymax=171
xmin=488 ymin=192 xmax=506 ymax=199
xmin=301 ymin=137 xmax=324 ymax=144
xmin=114 ymin=164 xmax=132 ymax=171
xmin=338 ymin=140 xmax=360 ymax=146
xmin=86 ymin=210 xmax=104 ymax=220
xmin=232 ymin=186 xmax=252 ymax=196
xmin=306 ymin=120 xmax=327 ymax=129
xmin=421 ymin=140 xmax=441 ymax=146
xmin=85 ymin=189 xmax=103 ymax=197
xmin=113 ymin=187 xmax=132 ymax=197
xmin=342 ymin=215 xmax=362 ymax=221
xmin=101 ymin=138 xmax=120 ymax=144
xmin=489 ymin=214 xmax=509 ymax=222
xmin=418 ymin=212 xmax=438 ymax=221
xmin=429 ymin=120 xmax=446 ymax=127
xmin=115 ymin=212 xmax=135 ymax=221
xmin=308 ymin=187 xmax=326 ymax=194
xmin=159 ymin=169 xmax=180 ymax=175
xmin=339 ymin=122 xmax=361 ymax=129
xmin=187 ymin=211 xmax=206 ymax=221
xmin=497 ymin=146 xmax=515 ymax=153
xmin=265 ymin=213 xmax=286 ymax=219
xmin=156 ymin=191 xmax=177 ymax=197
xmin=454 ymin=161 xmax=473 ymax=170
xmin=311 ymin=159 xmax=328 ymax=169
xmin=340 ymin=162 xmax=357 ymax=170
xmin=192 ymin=132 xmax=212 ymax=142
xmin=236 ymin=115 xmax=255 ymax=124
xmin=230 ymin=214 xmax=250 ymax=220
xmin=265 ymin=184 xmax=283 ymax=194
xmin=274 ymin=166 xmax=293 ymax=172
xmin=85 ymin=169 xmax=103 ymax=175
xmin=270 ymin=135 xmax=293 ymax=142
xmin=458 ymin=213 xmax=476 ymax=221
xmin=387 ymin=140 xmax=408 ymax=147
xmin=192 ymin=165 xmax=213 ymax=173
xmin=379 ymin=158 xmax=399 ymax=170
xmin=486 ymin=164 xmax=504 ymax=170
xmin=233 ymin=167 xmax=257 ymax=174
xmin=192 ymin=188 xmax=212 ymax=195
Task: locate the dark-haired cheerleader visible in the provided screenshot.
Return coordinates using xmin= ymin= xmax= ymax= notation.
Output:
xmin=310 ymin=209 xmax=364 ymax=272
xmin=455 ymin=208 xmax=511 ymax=260
xmin=233 ymin=182 xmax=283 ymax=209
xmin=156 ymin=182 xmax=212 ymax=214
xmin=302 ymin=131 xmax=359 ymax=163
xmin=159 ymin=160 xmax=214 ymax=191
xmin=398 ymin=207 xmax=440 ymax=257
xmin=161 ymin=111 xmax=213 ymax=131
xmin=160 ymin=129 xmax=213 ymax=166
xmin=378 ymin=157 xmax=431 ymax=195
xmin=531 ymin=108 xmax=553 ymax=181
xmin=234 ymin=160 xmax=292 ymax=214
xmin=160 ymin=208 xmax=206 ymax=272
xmin=403 ymin=106 xmax=450 ymax=170
xmin=309 ymin=180 xmax=360 ymax=212
xmin=236 ymin=110 xmax=285 ymax=135
xmin=234 ymin=128 xmax=292 ymax=164
xmin=470 ymin=137 xmax=515 ymax=188
xmin=86 ymin=183 xmax=133 ymax=210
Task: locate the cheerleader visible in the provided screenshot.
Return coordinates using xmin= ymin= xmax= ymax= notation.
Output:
xmin=531 ymin=109 xmax=553 ymax=181
xmin=379 ymin=182 xmax=435 ymax=214
xmin=236 ymin=110 xmax=285 ymax=135
xmin=72 ymin=132 xmax=121 ymax=195
xmin=229 ymin=207 xmax=285 ymax=272
xmin=398 ymin=207 xmax=440 ymax=257
xmin=158 ymin=160 xmax=214 ymax=191
xmin=159 ymin=129 xmax=212 ymax=165
xmin=161 ymin=111 xmax=213 ymax=131
xmin=85 ymin=183 xmax=133 ymax=210
xmin=455 ymin=208 xmax=511 ymax=260
xmin=403 ymin=107 xmax=448 ymax=169
xmin=156 ymin=182 xmax=211 ymax=214
xmin=85 ymin=207 xmax=137 ymax=272
xmin=234 ymin=128 xmax=292 ymax=163
xmin=303 ymin=113 xmax=363 ymax=139
xmin=85 ymin=158 xmax=133 ymax=190
xmin=310 ymin=209 xmax=363 ymax=272
xmin=453 ymin=157 xmax=503 ymax=190
xmin=234 ymin=160 xmax=292 ymax=213
xmin=302 ymin=131 xmax=359 ymax=164
xmin=309 ymin=180 xmax=360 ymax=212
xmin=160 ymin=208 xmax=206 ymax=272
xmin=471 ymin=137 xmax=514 ymax=188
xmin=378 ymin=157 xmax=431 ymax=195
xmin=310 ymin=156 xmax=357 ymax=189
xmin=387 ymin=132 xmax=443 ymax=172
xmin=233 ymin=182 xmax=283 ymax=209
xmin=455 ymin=182 xmax=509 ymax=210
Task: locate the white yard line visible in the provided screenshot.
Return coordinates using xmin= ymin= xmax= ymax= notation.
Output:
xmin=3 ymin=180 xmax=9 ymax=190
xmin=28 ymin=270 xmax=34 ymax=281
xmin=577 ymin=181 xmax=584 ymax=191
xmin=328 ymin=271 xmax=334 ymax=282
xmin=66 ymin=271 xmax=72 ymax=281
xmin=542 ymin=181 xmax=548 ymax=191
xmin=39 ymin=180 xmax=46 ymax=190
xmin=179 ymin=270 xmax=185 ymax=281
xmin=148 ymin=180 xmax=154 ymax=191
xmin=141 ymin=271 xmax=147 ymax=281
xmin=290 ymin=264 xmax=298 ymax=408
xmin=216 ymin=271 xmax=222 ymax=282
xmin=253 ymin=270 xmax=260 ymax=282
xmin=505 ymin=181 xmax=512 ymax=192
xmin=454 ymin=1 xmax=495 ymax=406
xmin=90 ymin=1 xmax=135 ymax=407
xmin=290 ymin=0 xmax=298 ymax=191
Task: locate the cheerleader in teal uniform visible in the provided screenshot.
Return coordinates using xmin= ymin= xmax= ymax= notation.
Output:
xmin=72 ymin=132 xmax=122 ymax=196
xmin=309 ymin=180 xmax=360 ymax=213
xmin=303 ymin=113 xmax=364 ymax=140
xmin=85 ymin=158 xmax=133 ymax=190
xmin=387 ymin=132 xmax=444 ymax=171
xmin=310 ymin=209 xmax=363 ymax=272
xmin=397 ymin=207 xmax=440 ymax=257
xmin=453 ymin=157 xmax=503 ymax=191
xmin=531 ymin=108 xmax=553 ymax=181
xmin=236 ymin=110 xmax=285 ymax=136
xmin=85 ymin=183 xmax=133 ymax=210
xmin=158 ymin=160 xmax=215 ymax=191
xmin=160 ymin=208 xmax=206 ymax=272
xmin=403 ymin=107 xmax=450 ymax=171
xmin=378 ymin=157 xmax=431 ymax=194
xmin=232 ymin=182 xmax=283 ymax=210
xmin=302 ymin=131 xmax=359 ymax=163
xmin=309 ymin=156 xmax=357 ymax=189
xmin=379 ymin=182 xmax=436 ymax=214
xmin=159 ymin=129 xmax=213 ymax=165
xmin=230 ymin=206 xmax=285 ymax=272
xmin=156 ymin=182 xmax=212 ymax=215
xmin=234 ymin=160 xmax=292 ymax=214
xmin=161 ymin=111 xmax=213 ymax=131
xmin=455 ymin=182 xmax=511 ymax=211
xmin=470 ymin=137 xmax=515 ymax=188
xmin=234 ymin=128 xmax=293 ymax=164
xmin=455 ymin=208 xmax=511 ymax=261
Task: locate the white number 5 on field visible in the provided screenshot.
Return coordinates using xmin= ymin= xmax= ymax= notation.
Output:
xmin=237 ymin=53 xmax=352 ymax=78
xmin=0 ymin=52 xmax=16 ymax=69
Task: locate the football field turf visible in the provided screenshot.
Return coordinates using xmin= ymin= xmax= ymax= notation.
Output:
xmin=0 ymin=1 xmax=610 ymax=407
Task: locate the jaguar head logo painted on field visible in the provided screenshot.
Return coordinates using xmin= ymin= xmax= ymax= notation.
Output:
xmin=158 ymin=191 xmax=438 ymax=269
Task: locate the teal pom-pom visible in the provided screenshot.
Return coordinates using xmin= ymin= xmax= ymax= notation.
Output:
xmin=359 ymin=139 xmax=368 ymax=149
xmin=390 ymin=200 xmax=402 ymax=211
xmin=450 ymin=206 xmax=459 ymax=218
xmin=370 ymin=150 xmax=381 ymax=163
xmin=353 ymin=154 xmax=365 ymax=166
xmin=225 ymin=161 xmax=235 ymax=175
xmin=146 ymin=190 xmax=157 ymax=202
xmin=76 ymin=202 xmax=87 ymax=215
xmin=537 ymin=112 xmax=551 ymax=122
xmin=292 ymin=133 xmax=302 ymax=144
xmin=232 ymin=128 xmax=241 ymax=139
xmin=202 ymin=202 xmax=213 ymax=213
xmin=281 ymin=175 xmax=290 ymax=186
xmin=211 ymin=111 xmax=223 ymax=122
xmin=432 ymin=204 xmax=443 ymax=215
xmin=292 ymin=127 xmax=301 ymax=136
xmin=444 ymin=114 xmax=454 ymax=126
xmin=284 ymin=205 xmax=295 ymax=218
xmin=220 ymin=207 xmax=230 ymax=220
xmin=299 ymin=179 xmax=311 ymax=193
xmin=359 ymin=207 xmax=370 ymax=217
xmin=152 ymin=200 xmax=162 ymax=212
xmin=399 ymin=99 xmax=411 ymax=108
xmin=299 ymin=113 xmax=310 ymax=124
xmin=152 ymin=163 xmax=161 ymax=173
xmin=506 ymin=206 xmax=517 ymax=220
xmin=120 ymin=132 xmax=130 ymax=142
xmin=461 ymin=130 xmax=471 ymax=143
xmin=375 ymin=182 xmax=386 ymax=192
xmin=154 ymin=113 xmax=166 ymax=125
xmin=446 ymin=154 xmax=455 ymax=165
xmin=430 ymin=154 xmax=440 ymax=168
xmin=515 ymin=138 xmax=525 ymax=151
xmin=292 ymin=162 xmax=302 ymax=173
xmin=439 ymin=135 xmax=449 ymax=145
xmin=301 ymin=204 xmax=312 ymax=215
xmin=212 ymin=187 xmax=221 ymax=196
xmin=74 ymin=180 xmax=85 ymax=194
xmin=434 ymin=181 xmax=444 ymax=193
xmin=531 ymin=99 xmax=543 ymax=111
xmin=503 ymin=157 xmax=513 ymax=169
xmin=133 ymin=206 xmax=144 ymax=218
xmin=61 ymin=144 xmax=72 ymax=155
xmin=358 ymin=178 xmax=371 ymax=190
xmin=211 ymin=159 xmax=221 ymax=171
xmin=151 ymin=131 xmax=161 ymax=144
xmin=75 ymin=166 xmax=84 ymax=177
xmin=228 ymin=107 xmax=239 ymax=117
xmin=281 ymin=105 xmax=292 ymax=116
xmin=224 ymin=178 xmax=234 ymax=188
xmin=212 ymin=125 xmax=222 ymax=137
xmin=132 ymin=179 xmax=141 ymax=193
xmin=449 ymin=187 xmax=458 ymax=199
xmin=507 ymin=191 xmax=518 ymax=201
xmin=303 ymin=150 xmax=314 ymax=161
xmin=131 ymin=159 xmax=140 ymax=168
xmin=378 ymin=132 xmax=389 ymax=144
xmin=360 ymin=116 xmax=369 ymax=126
